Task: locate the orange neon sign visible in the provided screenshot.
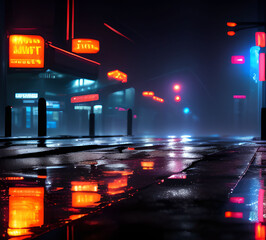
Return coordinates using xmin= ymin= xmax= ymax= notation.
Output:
xmin=72 ymin=39 xmax=100 ymax=54
xmin=72 ymin=192 xmax=101 ymax=208
xmin=107 ymin=70 xmax=127 ymax=83
xmin=9 ymin=35 xmax=44 ymax=68
xmin=8 ymin=187 xmax=44 ymax=236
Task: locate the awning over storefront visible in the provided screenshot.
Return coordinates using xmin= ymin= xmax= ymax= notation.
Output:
xmin=46 ymin=43 xmax=100 ymax=80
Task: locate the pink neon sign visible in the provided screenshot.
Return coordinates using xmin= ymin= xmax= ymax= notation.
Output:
xmin=259 ymin=53 xmax=265 ymax=81
xmin=256 ymin=32 xmax=266 ymax=48
xmin=233 ymin=95 xmax=246 ymax=99
xmin=231 ymin=56 xmax=245 ymax=64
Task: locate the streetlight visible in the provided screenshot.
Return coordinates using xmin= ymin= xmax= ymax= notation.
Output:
xmin=227 ymin=21 xmax=266 ymax=139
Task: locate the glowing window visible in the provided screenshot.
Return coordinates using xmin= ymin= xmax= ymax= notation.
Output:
xmin=107 ymin=70 xmax=127 ymax=83
xmin=256 ymin=32 xmax=266 ymax=48
xmin=72 ymin=39 xmax=100 ymax=53
xmin=72 ymin=192 xmax=101 ymax=208
xmin=231 ymin=56 xmax=245 ymax=64
xmin=9 ymin=35 xmax=44 ymax=68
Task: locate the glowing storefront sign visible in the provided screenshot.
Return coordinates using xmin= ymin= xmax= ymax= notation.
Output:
xmin=9 ymin=35 xmax=44 ymax=68
xmin=71 ymin=94 xmax=99 ymax=103
xmin=72 ymin=39 xmax=100 ymax=53
xmin=107 ymin=70 xmax=127 ymax=83
xmin=15 ymin=93 xmax=38 ymax=99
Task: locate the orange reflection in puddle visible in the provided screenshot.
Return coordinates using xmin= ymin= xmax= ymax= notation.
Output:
xmin=8 ymin=187 xmax=44 ymax=237
xmin=71 ymin=181 xmax=101 ymax=208
xmin=108 ymin=176 xmax=128 ymax=195
xmin=141 ymin=161 xmax=154 ymax=170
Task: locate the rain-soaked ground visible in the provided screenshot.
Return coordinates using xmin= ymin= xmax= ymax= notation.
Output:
xmin=0 ymin=136 xmax=265 ymax=239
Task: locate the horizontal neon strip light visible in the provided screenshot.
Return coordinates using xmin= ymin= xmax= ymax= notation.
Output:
xmin=104 ymin=23 xmax=133 ymax=42
xmin=259 ymin=53 xmax=265 ymax=81
xmin=233 ymin=95 xmax=246 ymax=99
xmin=71 ymin=94 xmax=99 ymax=103
xmin=224 ymin=211 xmax=243 ymax=218
xmin=231 ymin=56 xmax=245 ymax=64
xmin=49 ymin=44 xmax=100 ymax=65
xmin=229 ymin=197 xmax=245 ymax=203
xmin=153 ymin=96 xmax=164 ymax=103
xmin=142 ymin=91 xmax=154 ymax=97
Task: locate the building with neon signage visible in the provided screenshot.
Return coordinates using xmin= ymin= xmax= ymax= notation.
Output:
xmin=4 ymin=0 xmax=135 ymax=136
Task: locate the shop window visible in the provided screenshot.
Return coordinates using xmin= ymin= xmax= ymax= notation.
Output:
xmin=94 ymin=105 xmax=102 ymax=114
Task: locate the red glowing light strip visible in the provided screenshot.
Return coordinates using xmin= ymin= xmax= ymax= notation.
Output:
xmin=66 ymin=0 xmax=70 ymax=40
xmin=71 ymin=94 xmax=99 ymax=103
xmin=229 ymin=197 xmax=245 ymax=204
xmin=233 ymin=95 xmax=246 ymax=99
xmin=224 ymin=211 xmax=243 ymax=218
xmin=256 ymin=32 xmax=266 ymax=48
xmin=72 ymin=0 xmax=75 ymax=39
xmin=49 ymin=44 xmax=100 ymax=65
xmin=258 ymin=189 xmax=264 ymax=222
xmin=259 ymin=53 xmax=265 ymax=81
xmin=104 ymin=23 xmax=133 ymax=43
xmin=153 ymin=96 xmax=164 ymax=103
xmin=255 ymin=223 xmax=266 ymax=240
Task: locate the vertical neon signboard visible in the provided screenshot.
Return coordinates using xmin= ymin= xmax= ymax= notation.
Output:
xmin=256 ymin=32 xmax=266 ymax=48
xmin=231 ymin=56 xmax=245 ymax=64
xmin=9 ymin=35 xmax=44 ymax=68
xmin=259 ymin=53 xmax=265 ymax=81
xmin=250 ymin=46 xmax=260 ymax=82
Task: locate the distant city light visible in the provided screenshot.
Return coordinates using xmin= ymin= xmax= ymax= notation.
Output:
xmin=255 ymin=32 xmax=266 ymax=48
xmin=227 ymin=31 xmax=236 ymax=36
xmin=142 ymin=91 xmax=154 ymax=97
xmin=183 ymin=107 xmax=190 ymax=114
xmin=107 ymin=70 xmax=127 ymax=83
xmin=231 ymin=56 xmax=245 ymax=64
xmin=227 ymin=22 xmax=237 ymax=27
xmin=233 ymin=95 xmax=246 ymax=99
xmin=173 ymin=84 xmax=181 ymax=91
xmin=175 ymin=95 xmax=181 ymax=102
xmin=153 ymin=96 xmax=164 ymax=103
xmin=259 ymin=53 xmax=265 ymax=81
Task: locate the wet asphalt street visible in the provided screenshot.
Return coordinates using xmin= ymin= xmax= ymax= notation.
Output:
xmin=0 ymin=136 xmax=265 ymax=240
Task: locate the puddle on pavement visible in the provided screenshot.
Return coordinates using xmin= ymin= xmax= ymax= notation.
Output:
xmin=224 ymin=151 xmax=266 ymax=239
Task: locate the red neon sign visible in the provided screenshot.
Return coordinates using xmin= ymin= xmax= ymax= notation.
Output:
xmin=224 ymin=211 xmax=243 ymax=219
xmin=231 ymin=56 xmax=245 ymax=64
xmin=107 ymin=70 xmax=127 ymax=83
xmin=9 ymin=35 xmax=44 ymax=68
xmin=256 ymin=32 xmax=266 ymax=48
xmin=71 ymin=94 xmax=99 ymax=103
xmin=153 ymin=96 xmax=164 ymax=103
xmin=229 ymin=197 xmax=245 ymax=203
xmin=233 ymin=95 xmax=246 ymax=99
xmin=227 ymin=22 xmax=237 ymax=27
xmin=72 ymin=39 xmax=100 ymax=54
xmin=227 ymin=31 xmax=236 ymax=36
xmin=142 ymin=91 xmax=154 ymax=97
xmin=259 ymin=53 xmax=265 ymax=81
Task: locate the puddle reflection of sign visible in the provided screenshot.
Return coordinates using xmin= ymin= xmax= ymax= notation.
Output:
xmin=72 ymin=39 xmax=100 ymax=54
xmin=9 ymin=35 xmax=44 ymax=68
xmin=8 ymin=187 xmax=44 ymax=237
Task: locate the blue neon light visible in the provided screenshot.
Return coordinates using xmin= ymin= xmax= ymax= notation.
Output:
xmin=183 ymin=107 xmax=190 ymax=114
xmin=250 ymin=46 xmax=260 ymax=83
